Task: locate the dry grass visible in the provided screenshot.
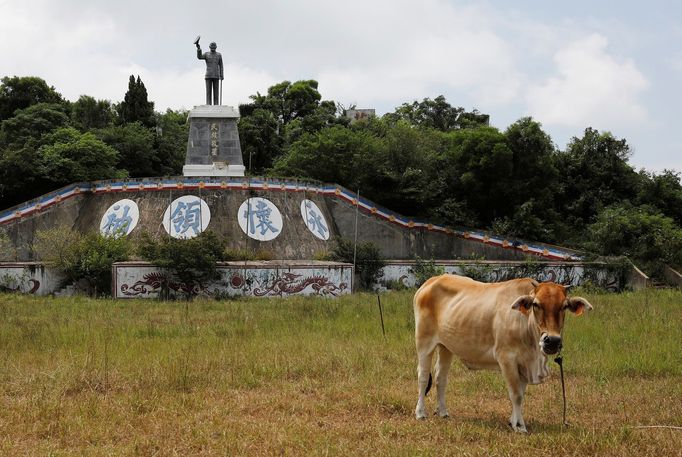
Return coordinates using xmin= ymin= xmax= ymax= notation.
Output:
xmin=0 ymin=289 xmax=680 ymax=456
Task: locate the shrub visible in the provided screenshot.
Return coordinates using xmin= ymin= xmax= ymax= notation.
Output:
xmin=411 ymin=257 xmax=445 ymax=287
xmin=329 ymin=237 xmax=385 ymax=290
xmin=586 ymin=204 xmax=682 ymax=278
xmin=0 ymin=229 xmax=17 ymax=261
xmin=33 ymin=226 xmax=131 ymax=295
xmin=312 ymin=250 xmax=331 ymax=261
xmin=138 ymin=231 xmax=225 ymax=298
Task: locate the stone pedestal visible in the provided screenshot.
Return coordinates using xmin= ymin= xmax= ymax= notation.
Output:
xmin=183 ymin=105 xmax=245 ymax=177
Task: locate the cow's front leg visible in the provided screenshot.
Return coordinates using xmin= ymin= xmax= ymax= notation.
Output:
xmin=434 ymin=345 xmax=454 ymax=418
xmin=499 ymin=357 xmax=528 ymax=433
xmin=415 ymin=343 xmax=436 ymax=420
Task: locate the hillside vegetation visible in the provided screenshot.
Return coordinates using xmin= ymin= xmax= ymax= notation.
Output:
xmin=1 ymin=76 xmax=681 ymax=276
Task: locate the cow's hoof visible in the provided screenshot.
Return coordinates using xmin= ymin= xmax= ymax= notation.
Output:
xmin=434 ymin=409 xmax=449 ymax=418
xmin=508 ymin=421 xmax=527 ymax=433
xmin=416 ymin=411 xmax=427 ymax=420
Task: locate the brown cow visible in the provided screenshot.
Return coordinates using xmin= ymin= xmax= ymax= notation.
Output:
xmin=414 ymin=274 xmax=593 ymax=432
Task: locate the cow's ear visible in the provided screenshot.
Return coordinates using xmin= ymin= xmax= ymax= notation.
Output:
xmin=511 ymin=295 xmax=534 ymax=315
xmin=566 ymin=297 xmax=593 ymax=316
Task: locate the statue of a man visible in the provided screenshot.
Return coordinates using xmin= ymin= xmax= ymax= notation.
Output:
xmin=196 ymin=39 xmax=223 ymax=105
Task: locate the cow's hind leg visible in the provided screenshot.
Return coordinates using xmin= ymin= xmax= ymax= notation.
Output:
xmin=499 ymin=357 xmax=528 ymax=433
xmin=434 ymin=344 xmax=454 ymax=418
xmin=415 ymin=339 xmax=437 ymax=420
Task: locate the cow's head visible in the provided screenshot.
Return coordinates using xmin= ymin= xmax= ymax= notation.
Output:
xmin=511 ymin=282 xmax=593 ymax=355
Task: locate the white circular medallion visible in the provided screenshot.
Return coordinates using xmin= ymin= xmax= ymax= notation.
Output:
xmin=162 ymin=195 xmax=211 ymax=239
xmin=300 ymin=199 xmax=330 ymax=240
xmin=237 ymin=197 xmax=283 ymax=241
xmin=99 ymin=199 xmax=139 ymax=237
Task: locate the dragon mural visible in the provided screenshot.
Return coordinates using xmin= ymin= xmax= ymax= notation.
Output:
xmin=120 ymin=272 xmax=206 ymax=297
xmin=252 ymin=272 xmax=347 ymax=297
xmin=0 ymin=278 xmax=40 ymax=294
xmin=119 ymin=269 xmax=348 ymax=298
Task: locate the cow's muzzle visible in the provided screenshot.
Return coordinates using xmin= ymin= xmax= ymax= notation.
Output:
xmin=540 ymin=334 xmax=562 ymax=355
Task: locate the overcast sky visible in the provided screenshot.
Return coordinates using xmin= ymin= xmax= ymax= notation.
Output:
xmin=2 ymin=0 xmax=680 ymax=171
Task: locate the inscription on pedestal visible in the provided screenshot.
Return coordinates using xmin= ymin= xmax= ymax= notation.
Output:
xmin=183 ymin=105 xmax=245 ymax=177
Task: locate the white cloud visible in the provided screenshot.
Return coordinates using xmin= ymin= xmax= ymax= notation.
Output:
xmin=312 ymin=1 xmax=522 ymax=110
xmin=525 ymin=34 xmax=648 ymax=129
xmin=668 ymin=52 xmax=682 ymax=76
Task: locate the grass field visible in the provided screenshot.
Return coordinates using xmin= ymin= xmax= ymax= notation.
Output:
xmin=0 ymin=289 xmax=680 ymax=456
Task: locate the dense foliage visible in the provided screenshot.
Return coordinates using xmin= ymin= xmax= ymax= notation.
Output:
xmin=0 ymin=75 xmax=188 ymax=208
xmin=33 ymin=226 xmax=132 ymax=295
xmin=137 ymin=231 xmax=225 ymax=298
xmin=1 ymin=75 xmax=681 ymax=277
xmin=329 ymin=237 xmax=385 ymax=290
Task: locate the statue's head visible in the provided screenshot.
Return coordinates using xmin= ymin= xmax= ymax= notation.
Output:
xmin=209 ymin=42 xmax=217 ymax=51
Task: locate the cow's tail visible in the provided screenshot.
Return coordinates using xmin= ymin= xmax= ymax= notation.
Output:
xmin=425 ymin=373 xmax=433 ymax=396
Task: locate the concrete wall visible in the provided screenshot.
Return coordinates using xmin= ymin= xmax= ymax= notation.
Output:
xmin=112 ymin=260 xmax=352 ymax=299
xmin=0 ymin=262 xmax=64 ymax=295
xmin=0 ymin=259 xmax=633 ymax=296
xmin=1 ymin=177 xmax=582 ymax=263
xmin=663 ymin=265 xmax=682 ymax=288
xmin=327 ymin=197 xmax=530 ymax=260
xmin=378 ymin=260 xmax=624 ymax=291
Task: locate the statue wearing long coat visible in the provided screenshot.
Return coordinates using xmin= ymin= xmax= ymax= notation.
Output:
xmin=197 ymin=46 xmax=223 ymax=105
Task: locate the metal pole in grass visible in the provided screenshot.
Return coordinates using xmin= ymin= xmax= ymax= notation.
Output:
xmin=352 ymin=189 xmax=360 ymax=292
xmin=376 ymin=293 xmax=386 ymax=339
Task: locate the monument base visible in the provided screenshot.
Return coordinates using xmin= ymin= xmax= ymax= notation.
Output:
xmin=183 ymin=105 xmax=245 ymax=177
xmin=182 ymin=163 xmax=246 ymax=177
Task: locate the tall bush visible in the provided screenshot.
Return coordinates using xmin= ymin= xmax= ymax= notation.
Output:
xmin=586 ymin=204 xmax=682 ymax=278
xmin=33 ymin=226 xmax=131 ymax=295
xmin=137 ymin=231 xmax=225 ymax=298
xmin=329 ymin=237 xmax=385 ymax=290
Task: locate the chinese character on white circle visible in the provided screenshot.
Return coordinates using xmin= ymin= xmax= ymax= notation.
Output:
xmin=100 ymin=199 xmax=139 ymax=237
xmin=162 ymin=196 xmax=211 ymax=239
xmin=300 ymin=199 xmax=330 ymax=240
xmin=237 ymin=197 xmax=283 ymax=241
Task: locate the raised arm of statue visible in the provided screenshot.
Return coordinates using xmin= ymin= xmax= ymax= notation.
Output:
xmin=197 ymin=46 xmax=204 ymax=60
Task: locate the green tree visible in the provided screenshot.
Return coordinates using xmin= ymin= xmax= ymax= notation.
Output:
xmin=490 ymin=117 xmax=561 ymax=241
xmin=117 ymin=75 xmax=155 ymax=127
xmin=71 ymin=95 xmax=114 ymax=130
xmin=0 ymin=104 xmax=71 ymax=205
xmin=95 ymin=122 xmax=157 ymax=177
xmin=0 ymin=76 xmax=65 ymax=121
xmin=438 ymin=127 xmax=514 ymax=227
xmin=555 ymin=128 xmax=639 ymax=232
xmin=39 ymin=127 xmax=124 ymax=184
xmin=0 ymin=103 xmax=70 ymax=146
xmin=252 ymin=79 xmax=322 ymax=125
xmin=586 ymin=204 xmax=682 ymax=276
xmin=154 ymin=109 xmax=189 ymax=176
xmin=367 ymin=119 xmax=445 ymax=218
xmin=636 ymin=169 xmax=682 ymax=225
xmin=239 ymin=80 xmax=341 ymax=171
xmin=238 ymin=108 xmax=281 ymax=174
xmin=272 ymin=124 xmax=386 ymax=192
xmin=385 ymin=95 xmax=489 ymax=131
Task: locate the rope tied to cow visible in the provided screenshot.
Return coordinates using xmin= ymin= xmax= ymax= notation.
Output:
xmin=554 ymin=353 xmax=569 ymax=428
